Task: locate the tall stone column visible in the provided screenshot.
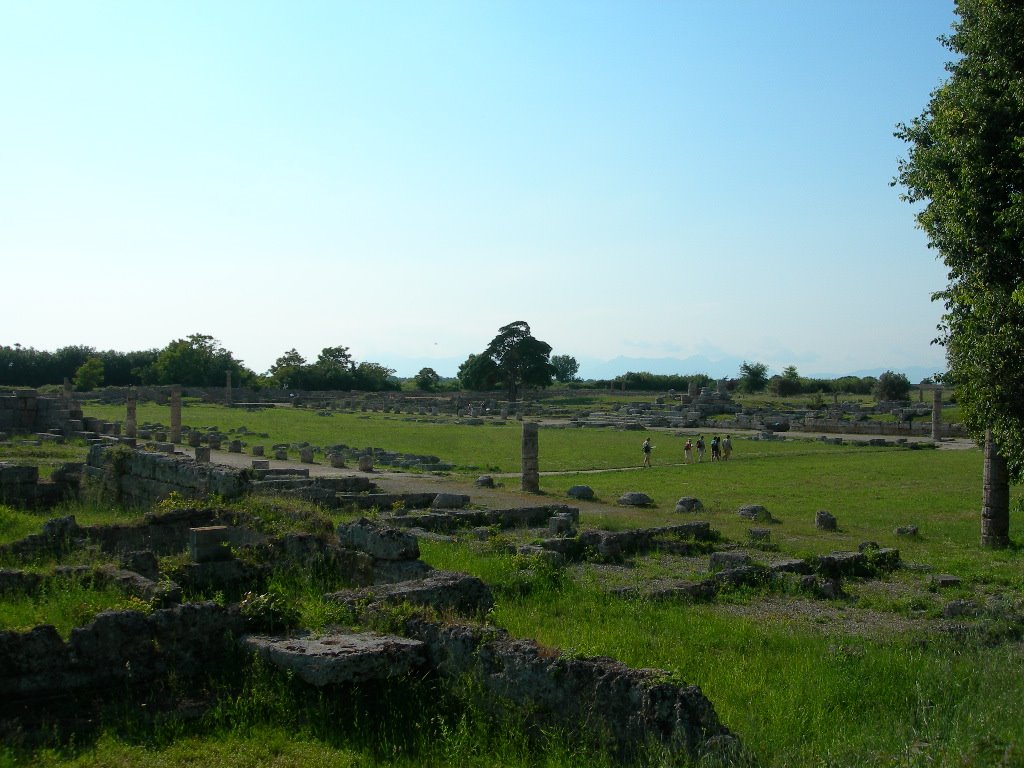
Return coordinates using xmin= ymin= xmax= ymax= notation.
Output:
xmin=63 ymin=377 xmax=73 ymax=404
xmin=688 ymin=380 xmax=698 ymax=399
xmin=981 ymin=429 xmax=1010 ymax=548
xmin=225 ymin=371 xmax=233 ymax=406
xmin=931 ymin=388 xmax=942 ymax=441
xmin=521 ymin=422 xmax=539 ymax=493
xmin=170 ymin=385 xmax=182 ymax=443
xmin=125 ymin=388 xmax=137 ymax=439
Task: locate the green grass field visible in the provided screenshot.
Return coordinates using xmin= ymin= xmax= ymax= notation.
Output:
xmin=2 ymin=402 xmax=1021 ymax=766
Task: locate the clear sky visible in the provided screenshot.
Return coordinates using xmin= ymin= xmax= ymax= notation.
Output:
xmin=1 ymin=1 xmax=958 ymax=380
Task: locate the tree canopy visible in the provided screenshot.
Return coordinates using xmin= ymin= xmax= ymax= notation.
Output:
xmin=458 ymin=321 xmax=554 ymax=400
xmin=895 ymin=0 xmax=1024 ymax=545
xmin=737 ymin=361 xmax=769 ymax=393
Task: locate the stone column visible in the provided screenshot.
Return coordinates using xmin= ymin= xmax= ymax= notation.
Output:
xmin=170 ymin=385 xmax=182 ymax=443
xmin=688 ymin=380 xmax=698 ymax=399
xmin=521 ymin=421 xmax=539 ymax=493
xmin=63 ymin=378 xmax=72 ymax=404
xmin=931 ymin=388 xmax=942 ymax=441
xmin=717 ymin=379 xmax=728 ymax=395
xmin=981 ymin=429 xmax=1010 ymax=548
xmin=125 ymin=388 xmax=138 ymax=439
xmin=225 ymin=371 xmax=233 ymax=406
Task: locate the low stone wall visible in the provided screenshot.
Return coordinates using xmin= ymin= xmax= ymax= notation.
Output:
xmin=404 ymin=619 xmax=743 ymax=763
xmin=0 ymin=462 xmax=82 ymax=509
xmin=388 ymin=505 xmax=579 ymax=533
xmin=0 ymin=390 xmax=78 ymax=436
xmin=84 ymin=445 xmax=249 ymax=507
xmin=0 ymin=603 xmax=244 ymax=703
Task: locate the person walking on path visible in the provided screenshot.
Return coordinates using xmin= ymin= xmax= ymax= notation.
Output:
xmin=711 ymin=435 xmax=721 ymax=462
xmin=684 ymin=438 xmax=694 ymax=464
xmin=722 ymin=435 xmax=733 ymax=461
xmin=696 ymin=435 xmax=706 ymax=462
xmin=642 ymin=437 xmax=652 ymax=468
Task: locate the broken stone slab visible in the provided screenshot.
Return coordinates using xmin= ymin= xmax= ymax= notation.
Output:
xmin=815 ymin=551 xmax=871 ymax=578
xmin=709 ymin=551 xmax=751 ymax=572
xmin=336 ymin=518 xmax=419 ymax=561
xmin=738 ymin=505 xmax=773 ymax=522
xmin=674 ymin=497 xmax=704 ymax=514
xmin=327 ymin=570 xmax=494 ymax=616
xmin=769 ymin=558 xmax=812 ymax=575
xmin=930 ymin=574 xmax=961 ymax=589
xmin=815 ymin=510 xmax=837 ymax=531
xmin=240 ymin=631 xmax=426 ymax=687
xmin=431 ymin=493 xmax=470 ymax=510
xmin=618 ymin=491 xmax=653 ymax=507
xmin=748 ymin=528 xmax=771 ymax=541
xmin=895 ymin=524 xmax=919 ymax=537
xmin=474 ymin=475 xmax=495 ymax=488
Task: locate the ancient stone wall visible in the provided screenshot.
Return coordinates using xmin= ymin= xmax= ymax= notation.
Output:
xmin=83 ymin=445 xmax=249 ymax=507
xmin=0 ymin=390 xmax=79 ymax=437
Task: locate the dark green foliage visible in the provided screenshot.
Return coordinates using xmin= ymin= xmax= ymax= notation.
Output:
xmin=414 ymin=367 xmax=441 ymax=391
xmin=613 ymin=371 xmax=710 ymax=391
xmin=551 ymin=354 xmax=580 ymax=383
xmin=895 ymin=0 xmax=1024 ymax=479
xmin=874 ymin=370 xmax=912 ymax=402
xmin=459 ymin=321 xmax=555 ymax=400
xmin=145 ymin=334 xmax=256 ymax=388
xmin=737 ymin=361 xmax=769 ymax=393
xmin=73 ymin=357 xmax=104 ymax=392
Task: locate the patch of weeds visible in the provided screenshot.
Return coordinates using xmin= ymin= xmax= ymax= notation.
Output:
xmin=239 ymin=590 xmax=300 ymax=633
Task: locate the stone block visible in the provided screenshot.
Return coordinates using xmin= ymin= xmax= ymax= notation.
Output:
xmin=251 ymin=459 xmax=270 ymax=470
xmin=189 ymin=526 xmax=232 ymax=563
xmin=194 ymin=447 xmax=211 ymax=463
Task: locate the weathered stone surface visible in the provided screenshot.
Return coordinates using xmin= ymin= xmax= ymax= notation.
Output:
xmin=930 ymin=573 xmax=961 ymax=589
xmin=709 ymin=551 xmax=751 ymax=571
xmin=738 ymin=505 xmax=773 ymax=522
xmin=815 ymin=510 xmax=837 ymax=531
xmin=241 ymin=631 xmax=426 ymax=687
xmin=567 ymin=485 xmax=594 ymax=500
xmin=618 ymin=491 xmax=653 ymax=507
xmin=404 ymin=619 xmax=744 ymax=764
xmin=328 ymin=570 xmax=494 ymax=616
xmin=895 ymin=524 xmax=919 ymax=537
xmin=748 ymin=528 xmax=771 ymax=541
xmin=432 ymin=493 xmax=470 ymax=510
xmin=337 ymin=518 xmax=419 ymax=561
xmin=769 ymin=558 xmax=812 ymax=575
xmin=816 ymin=551 xmax=870 ymax=578
xmin=474 ymin=475 xmax=495 ymax=488
xmin=674 ymin=497 xmax=704 ymax=514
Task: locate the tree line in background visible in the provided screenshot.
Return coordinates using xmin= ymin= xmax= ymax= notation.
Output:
xmin=2 ymin=328 xmax=917 ymax=403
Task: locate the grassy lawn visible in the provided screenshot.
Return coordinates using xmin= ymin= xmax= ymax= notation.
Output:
xmin=3 ymin=403 xmax=1021 ymax=767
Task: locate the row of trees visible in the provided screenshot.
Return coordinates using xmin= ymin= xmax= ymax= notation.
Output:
xmin=735 ymin=362 xmax=913 ymax=401
xmin=0 ymin=335 xmax=397 ymax=392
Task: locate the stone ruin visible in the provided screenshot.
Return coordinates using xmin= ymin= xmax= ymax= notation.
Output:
xmin=0 ymin=502 xmax=744 ymax=763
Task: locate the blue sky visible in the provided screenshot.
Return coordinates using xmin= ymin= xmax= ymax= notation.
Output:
xmin=1 ymin=1 xmax=958 ymax=380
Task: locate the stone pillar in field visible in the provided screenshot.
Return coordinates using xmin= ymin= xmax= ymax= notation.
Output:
xmin=717 ymin=379 xmax=728 ymax=395
xmin=931 ymin=388 xmax=942 ymax=441
xmin=688 ymin=380 xmax=698 ymax=399
xmin=521 ymin=421 xmax=539 ymax=493
xmin=125 ymin=388 xmax=138 ymax=439
xmin=170 ymin=385 xmax=182 ymax=443
xmin=63 ymin=378 xmax=73 ymax=404
xmin=981 ymin=429 xmax=1010 ymax=548
xmin=225 ymin=371 xmax=233 ymax=406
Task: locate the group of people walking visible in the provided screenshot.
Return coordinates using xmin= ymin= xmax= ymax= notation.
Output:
xmin=643 ymin=434 xmax=732 ymax=467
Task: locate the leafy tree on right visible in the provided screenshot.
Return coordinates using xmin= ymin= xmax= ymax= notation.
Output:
xmin=895 ymin=0 xmax=1024 ymax=547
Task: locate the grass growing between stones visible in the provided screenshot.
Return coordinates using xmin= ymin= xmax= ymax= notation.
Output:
xmin=420 ymin=540 xmax=1024 ymax=767
xmin=0 ymin=577 xmax=149 ymax=637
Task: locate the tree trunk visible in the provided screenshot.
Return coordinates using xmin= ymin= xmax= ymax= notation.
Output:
xmin=981 ymin=429 xmax=1010 ymax=548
